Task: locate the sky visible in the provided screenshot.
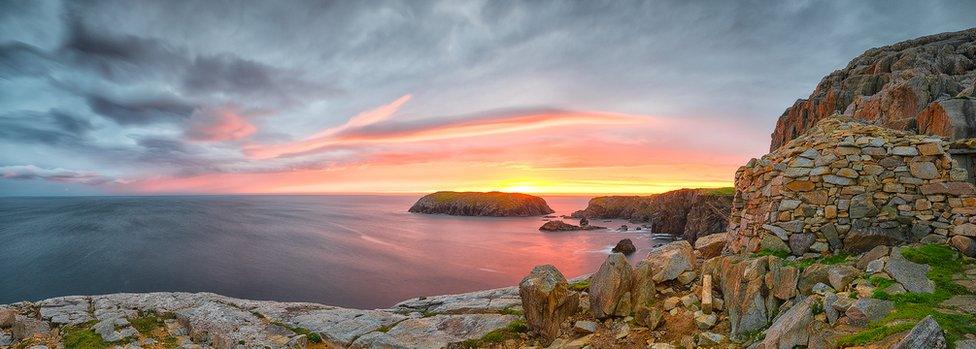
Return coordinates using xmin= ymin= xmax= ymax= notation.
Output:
xmin=1 ymin=1 xmax=975 ymax=196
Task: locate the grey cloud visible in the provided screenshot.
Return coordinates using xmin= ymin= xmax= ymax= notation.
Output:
xmin=85 ymin=92 xmax=196 ymax=125
xmin=0 ymin=42 xmax=57 ymax=78
xmin=0 ymin=165 xmax=115 ymax=185
xmin=0 ymin=109 xmax=94 ymax=145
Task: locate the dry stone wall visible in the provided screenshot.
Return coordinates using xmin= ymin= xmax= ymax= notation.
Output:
xmin=728 ymin=115 xmax=976 ymax=256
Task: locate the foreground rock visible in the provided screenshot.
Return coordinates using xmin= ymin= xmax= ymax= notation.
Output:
xmin=518 ymin=265 xmax=579 ymax=344
xmin=409 ymin=191 xmax=554 ymax=216
xmin=589 ymin=253 xmax=634 ymax=318
xmin=571 ymin=188 xmax=732 ymax=242
xmin=893 ymin=315 xmax=946 ymax=349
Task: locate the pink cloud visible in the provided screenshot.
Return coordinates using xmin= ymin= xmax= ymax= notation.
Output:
xmin=185 ymin=108 xmax=257 ymax=142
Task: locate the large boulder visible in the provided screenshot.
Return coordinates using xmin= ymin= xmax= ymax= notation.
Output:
xmin=589 ymin=253 xmax=634 ymax=319
xmin=644 ymin=241 xmax=695 ymax=282
xmin=518 ymin=265 xmax=580 ymax=343
xmin=827 ymin=265 xmax=861 ymax=291
xmin=885 ymin=248 xmax=935 ymax=293
xmin=631 ymin=261 xmax=661 ymax=328
xmin=798 ymin=263 xmax=830 ymax=295
xmin=694 ymin=233 xmax=728 ymax=259
xmin=950 ymin=235 xmax=976 ymax=257
xmin=893 ymin=315 xmax=946 ymax=349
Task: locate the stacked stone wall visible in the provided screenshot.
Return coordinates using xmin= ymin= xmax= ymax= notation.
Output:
xmin=728 ymin=116 xmax=976 ymax=255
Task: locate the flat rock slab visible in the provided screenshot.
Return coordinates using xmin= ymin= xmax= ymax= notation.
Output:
xmin=390 ymin=286 xmax=521 ymax=315
xmin=350 ymin=314 xmax=517 ymax=348
xmin=941 ymin=295 xmax=976 ymax=315
xmin=885 ymin=249 xmax=935 ymax=293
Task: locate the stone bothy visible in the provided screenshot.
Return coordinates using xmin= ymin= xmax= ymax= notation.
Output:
xmin=727 ymin=116 xmax=976 ymax=255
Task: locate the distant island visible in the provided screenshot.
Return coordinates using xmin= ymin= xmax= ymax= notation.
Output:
xmin=408 ymin=191 xmax=555 ymax=216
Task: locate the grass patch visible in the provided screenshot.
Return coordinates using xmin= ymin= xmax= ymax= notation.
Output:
xmin=568 ymin=279 xmax=590 ymax=292
xmin=273 ymin=322 xmax=323 ymax=343
xmin=840 ymin=244 xmax=976 ymax=347
xmin=703 ymin=187 xmax=735 ymax=196
xmin=868 ymin=275 xmax=895 ymax=289
xmin=500 ymin=307 xmax=523 ymax=316
xmin=460 ymin=320 xmax=527 ymax=348
xmin=63 ymin=322 xmax=112 ymax=349
xmin=754 ymin=248 xmax=790 ymax=259
xmin=129 ymin=314 xmax=166 ymax=335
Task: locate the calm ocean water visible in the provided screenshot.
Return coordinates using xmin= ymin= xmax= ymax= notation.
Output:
xmin=0 ymin=195 xmax=654 ymax=309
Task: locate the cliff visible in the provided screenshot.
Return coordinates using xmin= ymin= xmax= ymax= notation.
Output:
xmin=408 ymin=191 xmax=554 ymax=216
xmin=571 ymin=188 xmax=733 ymax=242
xmin=770 ymin=28 xmax=976 ymax=151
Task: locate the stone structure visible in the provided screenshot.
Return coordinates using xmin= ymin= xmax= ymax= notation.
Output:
xmin=770 ymin=28 xmax=976 ymax=151
xmin=728 ymin=116 xmax=976 ymax=255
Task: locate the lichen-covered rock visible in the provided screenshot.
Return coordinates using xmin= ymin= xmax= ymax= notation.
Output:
xmin=759 ymin=296 xmax=819 ymax=349
xmin=644 ymin=240 xmax=695 ymax=282
xmin=846 ymin=298 xmax=894 ymax=327
xmin=694 ymin=232 xmax=728 ymax=258
xmin=589 ymin=253 xmax=633 ymax=319
xmin=351 ymin=314 xmax=517 ymax=349
xmin=893 ymin=315 xmax=946 ymax=349
xmin=409 ymin=191 xmax=554 ymax=216
xmin=518 ymin=265 xmax=579 ymax=343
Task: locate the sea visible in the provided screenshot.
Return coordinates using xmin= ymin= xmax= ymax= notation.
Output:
xmin=0 ymin=195 xmax=659 ymax=309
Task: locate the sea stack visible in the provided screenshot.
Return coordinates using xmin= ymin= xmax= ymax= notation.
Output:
xmin=409 ymin=191 xmax=555 ymax=216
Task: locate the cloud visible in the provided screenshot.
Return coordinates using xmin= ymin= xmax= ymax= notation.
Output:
xmin=85 ymin=92 xmax=196 ymax=125
xmin=184 ymin=108 xmax=257 ymax=142
xmin=0 ymin=165 xmax=116 ymax=185
xmin=0 ymin=109 xmax=95 ymax=145
xmin=246 ymin=95 xmax=644 ymax=159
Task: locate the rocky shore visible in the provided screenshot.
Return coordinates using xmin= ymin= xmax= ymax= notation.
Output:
xmin=409 ymin=191 xmax=555 ymax=217
xmin=571 ymin=188 xmax=733 ymax=243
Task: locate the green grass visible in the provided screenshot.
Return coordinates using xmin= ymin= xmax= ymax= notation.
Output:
xmin=500 ymin=307 xmax=523 ymax=316
xmin=869 ymin=275 xmax=895 ymax=289
xmin=703 ymin=187 xmax=735 ymax=196
xmin=273 ymin=321 xmax=323 ymax=343
xmin=839 ymin=244 xmax=976 ymax=348
xmin=754 ymin=248 xmax=790 ymax=259
xmin=459 ymin=320 xmax=527 ymax=348
xmin=569 ymin=279 xmax=590 ymax=292
xmin=63 ymin=322 xmax=112 ymax=349
xmin=129 ymin=314 xmax=166 ymax=334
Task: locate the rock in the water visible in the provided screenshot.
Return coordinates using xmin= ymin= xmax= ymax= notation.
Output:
xmin=518 ymin=265 xmax=579 ymax=343
xmin=950 ymin=235 xmax=976 ymax=257
xmin=694 ymin=233 xmax=728 ymax=259
xmin=589 ymin=253 xmax=634 ymax=318
xmin=886 ymin=248 xmax=935 ymax=293
xmin=893 ymin=315 xmax=946 ymax=349
xmin=539 ymin=220 xmax=582 ymax=231
xmin=611 ymin=239 xmax=637 ymax=254
xmin=846 ymin=298 xmax=894 ymax=327
xmin=409 ymin=191 xmax=554 ymax=216
xmin=571 ymin=189 xmax=732 ymax=240
xmin=644 ymin=241 xmax=695 ymax=282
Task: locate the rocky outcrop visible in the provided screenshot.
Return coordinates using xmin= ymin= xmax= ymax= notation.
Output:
xmin=538 ymin=220 xmax=605 ymax=231
xmin=519 ymin=265 xmax=579 ymax=343
xmin=770 ymin=28 xmax=976 ymax=150
xmin=611 ymin=239 xmax=637 ymax=254
xmin=571 ymin=188 xmax=732 ymax=242
xmin=728 ymin=116 xmax=976 ymax=256
xmin=409 ymin=191 xmax=554 ymax=216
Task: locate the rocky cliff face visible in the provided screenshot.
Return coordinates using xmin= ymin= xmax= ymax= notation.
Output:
xmin=770 ymin=28 xmax=976 ymax=151
xmin=408 ymin=191 xmax=554 ymax=216
xmin=571 ymin=188 xmax=732 ymax=242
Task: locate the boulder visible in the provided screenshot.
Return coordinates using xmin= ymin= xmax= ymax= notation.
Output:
xmin=950 ymin=235 xmax=976 ymax=257
xmin=518 ymin=265 xmax=580 ymax=343
xmin=761 ymin=234 xmax=790 ymax=252
xmin=0 ymin=307 xmax=14 ymax=328
xmin=539 ymin=220 xmax=583 ymax=231
xmin=856 ymin=245 xmax=890 ymax=269
xmin=844 ymin=228 xmax=902 ymax=254
xmin=611 ymin=239 xmax=637 ymax=255
xmin=631 ymin=260 xmax=659 ymax=327
xmin=644 ymin=241 xmax=695 ymax=282
xmin=589 ymin=253 xmax=633 ymax=318
xmin=827 ymin=265 xmax=861 ymax=291
xmin=846 ymin=298 xmax=894 ymax=327
xmin=694 ymin=232 xmax=728 ymax=258
xmin=893 ymin=315 xmax=946 ymax=349
xmin=11 ymin=316 xmax=50 ymax=340
xmin=760 ymin=296 xmax=818 ymax=349
xmin=885 ymin=248 xmax=935 ymax=293
xmin=798 ymin=263 xmax=830 ymax=295
xmin=573 ymin=320 xmax=597 ymax=334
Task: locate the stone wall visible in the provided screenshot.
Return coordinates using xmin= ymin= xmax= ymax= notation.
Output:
xmin=727 ymin=115 xmax=976 ymax=256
